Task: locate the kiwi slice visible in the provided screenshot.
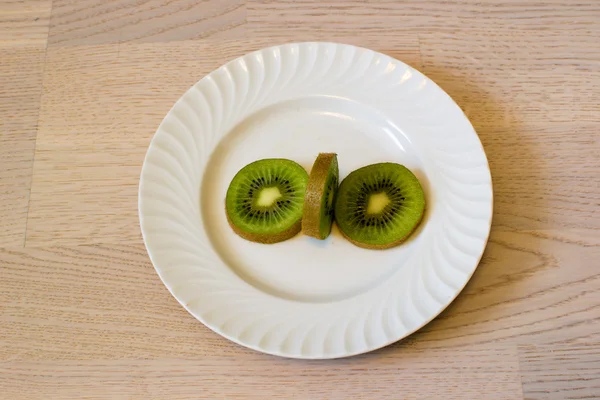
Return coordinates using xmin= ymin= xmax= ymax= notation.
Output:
xmin=334 ymin=163 xmax=425 ymax=249
xmin=302 ymin=153 xmax=339 ymax=240
xmin=225 ymin=159 xmax=308 ymax=244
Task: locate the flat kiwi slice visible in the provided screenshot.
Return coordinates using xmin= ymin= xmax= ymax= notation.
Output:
xmin=334 ymin=163 xmax=425 ymax=249
xmin=225 ymin=159 xmax=308 ymax=244
xmin=302 ymin=153 xmax=339 ymax=240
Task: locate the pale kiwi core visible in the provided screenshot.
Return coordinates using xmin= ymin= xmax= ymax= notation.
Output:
xmin=256 ymin=187 xmax=282 ymax=207
xmin=366 ymin=192 xmax=391 ymax=215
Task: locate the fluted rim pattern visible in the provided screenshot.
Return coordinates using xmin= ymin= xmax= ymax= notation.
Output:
xmin=139 ymin=42 xmax=493 ymax=359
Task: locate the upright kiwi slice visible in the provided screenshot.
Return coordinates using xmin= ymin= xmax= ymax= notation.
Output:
xmin=302 ymin=153 xmax=339 ymax=240
xmin=334 ymin=163 xmax=425 ymax=249
xmin=225 ymin=159 xmax=308 ymax=244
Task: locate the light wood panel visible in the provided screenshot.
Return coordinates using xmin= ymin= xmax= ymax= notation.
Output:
xmin=519 ymin=343 xmax=600 ymax=400
xmin=0 ymin=348 xmax=523 ymax=399
xmin=0 ymin=0 xmax=51 ymax=47
xmin=2 ymin=1 xmax=600 ymax=398
xmin=0 ymin=244 xmax=524 ymax=398
xmin=418 ymin=31 xmax=600 ymax=233
xmin=26 ymin=36 xmax=420 ymax=245
xmin=0 ymin=244 xmax=219 ymax=360
xmin=0 ymin=45 xmax=46 ymax=246
xmin=48 ymin=0 xmax=246 ymax=46
xmin=408 ymin=229 xmax=600 ymax=347
xmin=0 ymin=240 xmax=524 ymax=398
xmin=1 ymin=234 xmax=597 ymax=362
xmin=247 ymin=0 xmax=600 ymax=37
xmin=26 ymin=44 xmax=146 ymax=245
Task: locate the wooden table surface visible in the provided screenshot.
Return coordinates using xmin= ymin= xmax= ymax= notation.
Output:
xmin=1 ymin=1 xmax=599 ymax=399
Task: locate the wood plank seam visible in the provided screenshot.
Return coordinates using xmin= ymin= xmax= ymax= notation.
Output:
xmin=22 ymin=1 xmax=53 ymax=248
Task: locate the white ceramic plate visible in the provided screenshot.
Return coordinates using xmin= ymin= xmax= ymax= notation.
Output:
xmin=139 ymin=42 xmax=493 ymax=359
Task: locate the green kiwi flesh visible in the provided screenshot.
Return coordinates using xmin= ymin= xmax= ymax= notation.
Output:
xmin=225 ymin=159 xmax=308 ymax=244
xmin=334 ymin=163 xmax=425 ymax=249
xmin=302 ymin=153 xmax=339 ymax=240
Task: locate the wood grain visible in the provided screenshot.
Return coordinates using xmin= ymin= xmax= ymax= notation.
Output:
xmin=0 ymin=244 xmax=524 ymax=398
xmin=2 ymin=1 xmax=600 ymax=398
xmin=48 ymin=0 xmax=247 ymax=46
xmin=519 ymin=343 xmax=600 ymax=400
xmin=406 ymin=229 xmax=600 ymax=347
xmin=2 ymin=236 xmax=598 ymax=355
xmin=0 ymin=45 xmax=46 ymax=246
xmin=26 ymin=36 xmax=420 ymax=245
xmin=248 ymin=1 xmax=600 ymax=37
xmin=0 ymin=0 xmax=51 ymax=47
xmin=418 ymin=31 xmax=600 ymax=233
xmin=0 ymin=352 xmax=523 ymax=399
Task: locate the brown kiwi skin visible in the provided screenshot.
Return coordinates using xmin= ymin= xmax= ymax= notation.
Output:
xmin=338 ymin=203 xmax=426 ymax=250
xmin=225 ymin=204 xmax=302 ymax=244
xmin=302 ymin=153 xmax=337 ymax=240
